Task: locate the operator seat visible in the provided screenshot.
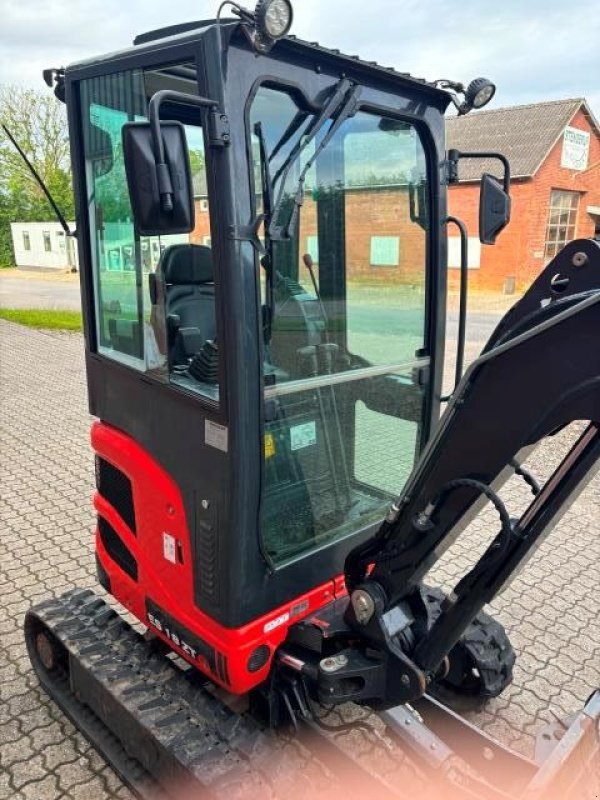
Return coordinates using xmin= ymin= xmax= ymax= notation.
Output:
xmin=157 ymin=244 xmax=216 ymax=365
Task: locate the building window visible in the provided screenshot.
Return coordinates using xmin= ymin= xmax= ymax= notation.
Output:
xmin=370 ymin=236 xmax=400 ymax=267
xmin=544 ymin=190 xmax=579 ymax=261
xmin=22 ymin=232 xmax=31 ymax=251
xmin=199 ymin=198 xmax=209 ymax=212
xmin=448 ymin=236 xmax=481 ymax=269
xmin=43 ymin=231 xmax=52 ymax=252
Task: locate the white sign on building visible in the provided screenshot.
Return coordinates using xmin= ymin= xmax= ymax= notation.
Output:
xmin=561 ymin=126 xmax=590 ymax=171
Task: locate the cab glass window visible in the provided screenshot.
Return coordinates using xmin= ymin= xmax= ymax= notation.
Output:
xmin=79 ymin=67 xmax=218 ymax=402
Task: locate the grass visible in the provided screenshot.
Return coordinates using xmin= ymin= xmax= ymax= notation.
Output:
xmin=0 ymin=308 xmax=82 ymax=331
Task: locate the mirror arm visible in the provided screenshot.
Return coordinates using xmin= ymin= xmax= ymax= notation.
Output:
xmin=443 ymin=215 xmax=469 ymax=399
xmin=448 ymin=148 xmax=511 ymax=193
xmin=147 ymin=90 xmax=224 ymax=212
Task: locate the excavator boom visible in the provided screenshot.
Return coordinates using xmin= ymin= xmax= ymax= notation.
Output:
xmin=336 ymin=237 xmax=600 ymax=701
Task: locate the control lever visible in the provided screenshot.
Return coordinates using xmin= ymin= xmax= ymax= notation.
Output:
xmin=318 ymin=343 xmax=339 ymax=375
xmin=303 ymin=253 xmax=328 ymax=330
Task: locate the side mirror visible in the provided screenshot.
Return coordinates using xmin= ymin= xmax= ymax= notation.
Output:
xmin=122 ymin=121 xmax=194 ymax=236
xmin=87 ymin=122 xmax=114 ymax=179
xmin=479 ymin=173 xmax=511 ymax=245
xmin=121 ymin=89 xmax=228 ymax=237
xmin=448 ymin=150 xmax=511 ymax=246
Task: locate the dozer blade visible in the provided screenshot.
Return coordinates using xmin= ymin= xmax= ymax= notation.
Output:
xmin=387 ymin=693 xmax=600 ymax=800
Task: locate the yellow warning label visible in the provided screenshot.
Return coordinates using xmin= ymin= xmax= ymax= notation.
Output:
xmin=264 ymin=433 xmax=276 ymax=459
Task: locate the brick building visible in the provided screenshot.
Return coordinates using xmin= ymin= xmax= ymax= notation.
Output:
xmin=191 ymin=186 xmax=427 ymax=285
xmin=447 ymin=98 xmax=600 ymax=293
xmin=190 ymin=98 xmax=600 ymax=293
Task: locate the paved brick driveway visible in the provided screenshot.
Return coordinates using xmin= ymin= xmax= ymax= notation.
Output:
xmin=0 ymin=322 xmax=134 ymax=800
xmin=1 ymin=318 xmax=599 ymax=798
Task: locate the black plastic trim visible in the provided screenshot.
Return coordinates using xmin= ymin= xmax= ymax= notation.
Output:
xmin=98 ymin=516 xmax=138 ymax=581
xmin=96 ymin=458 xmax=136 ymax=534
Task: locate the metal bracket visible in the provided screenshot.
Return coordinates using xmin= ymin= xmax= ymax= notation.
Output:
xmin=448 ymin=148 xmax=511 ymax=192
xmin=527 ymin=690 xmax=600 ymax=796
xmin=208 ymin=108 xmax=231 ymax=148
xmin=444 ymin=151 xmax=460 ymax=185
xmin=382 ymin=703 xmax=454 ymax=770
xmin=227 ymin=218 xmax=266 ymax=256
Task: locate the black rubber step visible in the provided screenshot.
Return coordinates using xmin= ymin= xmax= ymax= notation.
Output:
xmin=423 ymin=586 xmax=516 ymax=709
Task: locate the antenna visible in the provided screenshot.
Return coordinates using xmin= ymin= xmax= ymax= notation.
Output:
xmin=1 ymin=123 xmax=75 ymax=239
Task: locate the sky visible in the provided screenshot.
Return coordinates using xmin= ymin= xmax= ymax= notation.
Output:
xmin=0 ymin=0 xmax=599 ymax=120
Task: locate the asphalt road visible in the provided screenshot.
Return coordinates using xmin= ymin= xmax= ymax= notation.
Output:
xmin=0 ymin=274 xmax=81 ymax=311
xmin=0 ymin=271 xmax=503 ymax=344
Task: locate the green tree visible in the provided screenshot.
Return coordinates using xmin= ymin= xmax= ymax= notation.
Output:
xmin=0 ymin=193 xmax=15 ymax=267
xmin=0 ymin=86 xmax=74 ymax=267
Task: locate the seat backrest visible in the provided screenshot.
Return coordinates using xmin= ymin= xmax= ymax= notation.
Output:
xmin=156 ymin=244 xmax=216 ymax=362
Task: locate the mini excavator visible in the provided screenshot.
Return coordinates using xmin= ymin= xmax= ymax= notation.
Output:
xmin=13 ymin=2 xmax=600 ymax=796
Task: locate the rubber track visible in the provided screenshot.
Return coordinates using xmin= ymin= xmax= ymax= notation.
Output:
xmin=25 ymin=589 xmax=409 ymax=800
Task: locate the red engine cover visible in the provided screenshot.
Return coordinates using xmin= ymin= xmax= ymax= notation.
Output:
xmin=92 ymin=421 xmax=345 ymax=694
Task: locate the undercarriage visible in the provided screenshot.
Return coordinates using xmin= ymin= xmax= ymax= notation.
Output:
xmin=26 ymin=590 xmax=600 ymax=799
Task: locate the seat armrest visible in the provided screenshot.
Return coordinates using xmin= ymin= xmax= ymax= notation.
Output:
xmin=167 ymin=314 xmax=181 ymax=331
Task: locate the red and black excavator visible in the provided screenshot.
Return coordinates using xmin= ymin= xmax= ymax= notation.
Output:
xmin=13 ymin=1 xmax=600 ymax=796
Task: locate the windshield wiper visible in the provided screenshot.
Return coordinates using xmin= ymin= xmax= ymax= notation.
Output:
xmin=255 ymin=79 xmax=361 ymax=344
xmin=254 ymin=121 xmax=274 ymax=221
xmin=270 ymin=79 xmax=350 ymax=192
xmin=284 ymin=83 xmax=361 ymax=238
xmin=268 ymin=110 xmax=309 ymax=165
xmin=254 ymin=121 xmax=276 ymax=342
xmin=268 ymin=78 xmax=360 ymax=240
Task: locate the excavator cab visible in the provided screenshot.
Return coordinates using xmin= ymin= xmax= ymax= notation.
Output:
xmin=63 ymin=5 xmax=472 ymax=686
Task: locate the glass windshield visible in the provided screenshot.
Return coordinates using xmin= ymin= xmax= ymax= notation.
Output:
xmin=250 ymin=85 xmax=431 ymax=566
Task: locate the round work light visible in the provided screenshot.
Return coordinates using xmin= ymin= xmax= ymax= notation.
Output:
xmin=465 ymin=78 xmax=496 ymax=110
xmin=255 ymin=0 xmax=294 ymax=41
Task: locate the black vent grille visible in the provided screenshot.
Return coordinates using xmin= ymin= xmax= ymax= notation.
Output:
xmin=197 ymin=521 xmax=218 ymax=602
xmin=98 ymin=516 xmax=138 ymax=582
xmin=96 ymin=458 xmax=136 ymax=534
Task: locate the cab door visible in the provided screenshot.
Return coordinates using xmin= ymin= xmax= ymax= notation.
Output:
xmin=249 ymin=84 xmax=437 ymax=567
